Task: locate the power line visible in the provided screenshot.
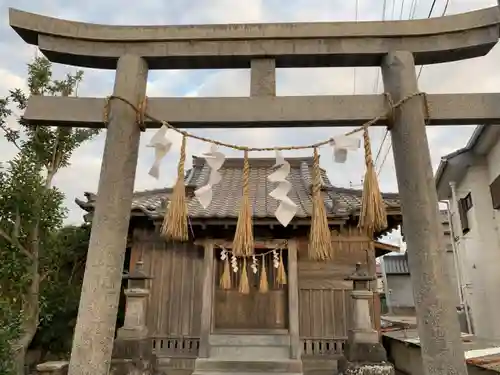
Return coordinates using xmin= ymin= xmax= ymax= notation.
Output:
xmin=372 ymin=0 xmax=389 ymax=93
xmin=377 ymin=138 xmax=392 ymax=177
xmin=377 ymin=0 xmax=451 ymax=177
xmin=373 ymin=0 xmax=407 ymax=171
xmin=399 ymin=0 xmax=406 ymax=19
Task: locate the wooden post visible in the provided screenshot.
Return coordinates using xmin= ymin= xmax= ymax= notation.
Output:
xmin=199 ymin=240 xmax=215 ymax=358
xmin=67 ymin=55 xmax=148 ymax=375
xmin=381 ymin=51 xmax=467 ymax=375
xmin=287 ymin=239 xmax=300 ymax=359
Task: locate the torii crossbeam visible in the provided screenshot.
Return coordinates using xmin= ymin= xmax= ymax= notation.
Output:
xmin=9 ymin=6 xmax=500 ymax=375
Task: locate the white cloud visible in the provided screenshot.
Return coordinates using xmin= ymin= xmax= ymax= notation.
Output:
xmin=0 ymin=0 xmax=498 ymax=230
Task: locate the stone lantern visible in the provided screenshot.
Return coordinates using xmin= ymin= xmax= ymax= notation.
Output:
xmin=339 ymin=262 xmax=394 ymax=375
xmin=117 ymin=259 xmax=152 ymax=340
xmin=112 ymin=259 xmax=156 ymax=375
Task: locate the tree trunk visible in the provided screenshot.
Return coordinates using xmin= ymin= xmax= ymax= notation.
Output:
xmin=14 ymin=228 xmax=41 ymax=375
xmin=13 ymin=323 xmax=37 ymax=375
xmin=11 ymin=144 xmax=60 ymax=375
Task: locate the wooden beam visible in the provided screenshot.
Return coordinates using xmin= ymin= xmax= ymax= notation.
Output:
xmin=22 ymin=93 xmax=500 ymax=128
xmin=198 ymin=239 xmax=215 ymax=358
xmin=195 ymin=239 xmax=287 ymax=249
xmin=287 ymin=239 xmax=301 ymax=360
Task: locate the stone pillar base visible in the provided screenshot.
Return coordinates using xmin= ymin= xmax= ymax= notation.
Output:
xmin=339 ymin=341 xmax=393 ymax=375
xmin=116 ymin=326 xmax=148 ymax=340
xmin=340 ymin=362 xmax=395 ymax=375
xmin=36 ymin=361 xmax=69 ymax=375
xmin=110 ymin=338 xmax=156 ymax=375
xmin=343 ymin=341 xmax=388 ymax=363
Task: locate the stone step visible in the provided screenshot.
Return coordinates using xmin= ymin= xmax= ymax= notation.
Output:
xmin=209 ymin=345 xmax=290 ymax=359
xmin=209 ymin=334 xmax=290 ymax=347
xmin=194 ymin=358 xmax=303 ymax=373
xmin=192 ymin=372 xmax=303 ymax=375
xmin=302 ymin=358 xmax=339 ymax=375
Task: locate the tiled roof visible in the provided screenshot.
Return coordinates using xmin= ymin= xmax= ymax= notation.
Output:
xmin=76 ymin=156 xmax=400 ymax=222
xmin=383 ymin=254 xmax=410 ymax=275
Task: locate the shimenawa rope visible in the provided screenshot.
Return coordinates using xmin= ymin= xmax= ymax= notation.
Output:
xmin=103 ymin=91 xmax=425 ymax=152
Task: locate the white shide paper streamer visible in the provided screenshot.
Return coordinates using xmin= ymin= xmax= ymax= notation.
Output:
xmin=231 ymin=254 xmax=238 ymax=273
xmin=147 ymin=122 xmax=173 ymax=179
xmin=220 ymin=248 xmax=228 ymax=261
xmin=267 ymin=151 xmax=298 ymax=227
xmin=329 ymin=135 xmax=361 ymax=163
xmin=272 ymin=249 xmax=280 ymax=269
xmin=251 ymin=255 xmax=258 ymax=274
xmin=195 ymin=145 xmax=226 ymax=209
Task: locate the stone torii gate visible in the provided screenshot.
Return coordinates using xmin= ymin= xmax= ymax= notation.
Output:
xmin=8 ymin=6 xmax=500 ymax=375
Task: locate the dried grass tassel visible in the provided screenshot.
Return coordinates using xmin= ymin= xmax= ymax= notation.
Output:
xmin=358 ymin=126 xmax=388 ymax=237
xmin=233 ymin=150 xmax=254 ymax=257
xmin=308 ymin=148 xmax=332 ymax=260
xmin=259 ymin=260 xmax=269 ymax=293
xmin=277 ymin=250 xmax=287 ymax=285
xmin=239 ymin=258 xmax=250 ymax=294
xmin=220 ymin=257 xmax=232 ymax=290
xmin=161 ymin=135 xmax=189 ymax=241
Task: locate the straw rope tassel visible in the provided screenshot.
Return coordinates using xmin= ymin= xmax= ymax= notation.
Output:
xmin=308 ymin=148 xmax=332 ymax=260
xmin=233 ymin=150 xmax=254 ymax=257
xmin=277 ymin=250 xmax=287 ymax=285
xmin=161 ymin=135 xmax=189 ymax=241
xmin=220 ymin=258 xmax=232 ymax=290
xmin=259 ymin=258 xmax=269 ymax=293
xmin=358 ymin=126 xmax=388 ymax=236
xmin=239 ymin=258 xmax=250 ymax=294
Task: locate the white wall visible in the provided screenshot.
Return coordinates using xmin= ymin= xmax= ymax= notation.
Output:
xmin=386 ymin=275 xmax=414 ymax=312
xmin=451 ymin=144 xmax=500 ymax=340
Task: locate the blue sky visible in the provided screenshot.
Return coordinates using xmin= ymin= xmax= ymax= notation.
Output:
xmin=0 ymin=0 xmax=498 ymax=245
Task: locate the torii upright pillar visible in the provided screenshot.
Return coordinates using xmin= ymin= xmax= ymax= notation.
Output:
xmin=382 ymin=51 xmax=468 ymax=375
xmin=68 ymin=54 xmax=148 ymax=375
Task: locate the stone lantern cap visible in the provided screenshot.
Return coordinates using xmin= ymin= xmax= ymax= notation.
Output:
xmin=345 ymin=262 xmax=375 ymax=283
xmin=122 ymin=260 xmax=153 ymax=281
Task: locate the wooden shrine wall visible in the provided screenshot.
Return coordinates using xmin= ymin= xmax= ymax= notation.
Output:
xmin=296 ymin=233 xmax=378 ymax=359
xmin=129 ymin=226 xmax=380 ymax=365
xmin=131 ymin=227 xmax=204 ymax=360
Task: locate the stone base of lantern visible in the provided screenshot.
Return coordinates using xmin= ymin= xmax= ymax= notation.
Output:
xmin=110 ymin=338 xmax=157 ymax=375
xmin=339 ymin=361 xmax=395 ymax=375
xmin=339 ymin=340 xmax=393 ymax=375
xmin=343 ymin=340 xmax=389 ymax=364
xmin=116 ymin=326 xmax=149 ymax=340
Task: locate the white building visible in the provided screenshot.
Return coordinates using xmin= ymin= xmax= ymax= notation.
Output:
xmin=435 ymin=124 xmax=500 ymax=340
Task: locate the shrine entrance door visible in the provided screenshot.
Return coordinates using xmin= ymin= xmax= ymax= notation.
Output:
xmin=213 ymin=246 xmax=289 ymax=332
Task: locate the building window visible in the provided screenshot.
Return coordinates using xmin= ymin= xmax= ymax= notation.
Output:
xmin=490 ymin=174 xmax=500 ymax=209
xmin=458 ymin=193 xmax=472 ymax=235
xmin=462 ymin=193 xmax=473 ymax=211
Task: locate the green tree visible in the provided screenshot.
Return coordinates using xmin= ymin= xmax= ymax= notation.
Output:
xmin=32 ymin=224 xmax=90 ymax=359
xmin=0 ymin=57 xmax=99 ymax=374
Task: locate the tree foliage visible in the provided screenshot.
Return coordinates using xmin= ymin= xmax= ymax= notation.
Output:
xmin=32 ymin=225 xmax=90 ymax=357
xmin=0 ymin=56 xmax=99 ymax=374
